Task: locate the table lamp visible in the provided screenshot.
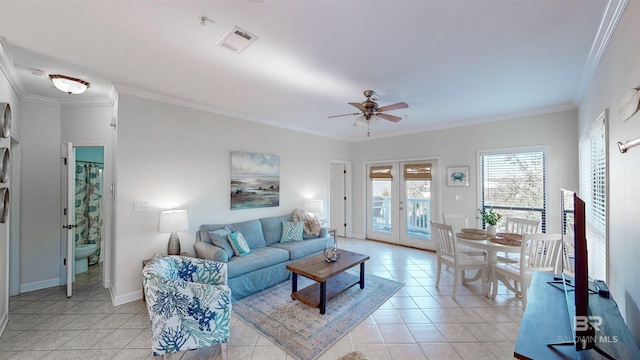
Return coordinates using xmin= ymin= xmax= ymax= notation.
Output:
xmin=306 ymin=199 xmax=326 ymax=226
xmin=159 ymin=209 xmax=189 ymax=255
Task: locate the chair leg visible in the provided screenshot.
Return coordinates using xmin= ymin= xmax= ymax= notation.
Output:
xmin=435 ymin=261 xmax=442 ymax=288
xmin=491 ymin=267 xmax=498 ymax=299
xmin=481 ymin=268 xmax=487 ymax=296
xmin=452 ymin=269 xmax=459 ymax=299
xmin=221 ymin=343 xmax=228 ymax=360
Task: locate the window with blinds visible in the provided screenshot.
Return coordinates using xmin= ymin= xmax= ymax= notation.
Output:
xmin=480 ymin=150 xmax=546 ymax=231
xmin=579 ymin=111 xmax=607 ymax=281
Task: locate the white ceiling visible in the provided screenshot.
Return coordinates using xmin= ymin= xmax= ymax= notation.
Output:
xmin=0 ymin=0 xmax=626 ymax=141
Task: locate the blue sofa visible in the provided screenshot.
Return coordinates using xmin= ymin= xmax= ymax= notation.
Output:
xmin=194 ymin=214 xmax=331 ymax=300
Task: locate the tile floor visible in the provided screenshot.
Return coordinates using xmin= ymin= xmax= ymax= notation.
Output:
xmin=0 ymin=237 xmax=522 ymax=359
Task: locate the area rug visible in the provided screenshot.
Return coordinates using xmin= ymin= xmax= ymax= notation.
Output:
xmin=233 ymin=273 xmax=403 ymax=360
xmin=339 ymin=351 xmax=367 ymax=360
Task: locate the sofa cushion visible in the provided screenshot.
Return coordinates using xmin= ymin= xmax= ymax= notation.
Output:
xmin=281 ymin=221 xmax=304 ymax=242
xmin=260 ymin=214 xmax=293 ymax=246
xmin=194 ymin=241 xmax=229 ymax=263
xmin=232 ymin=220 xmax=267 ymax=249
xmin=228 ymin=232 xmax=251 ymax=257
xmin=227 ymin=247 xmax=290 ymax=278
xmin=270 ymin=237 xmax=330 ymax=260
xmin=209 ymin=227 xmax=235 ymax=258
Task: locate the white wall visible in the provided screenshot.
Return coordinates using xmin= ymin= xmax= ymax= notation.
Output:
xmin=113 ymin=94 xmax=351 ymax=304
xmin=19 ymin=102 xmax=61 ymax=291
xmin=350 ymin=109 xmax=579 ymax=238
xmin=0 ymin=62 xmax=21 ymax=335
xmin=578 ymin=0 xmax=640 ymax=343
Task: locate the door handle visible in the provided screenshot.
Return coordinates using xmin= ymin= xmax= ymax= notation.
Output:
xmin=63 ymin=224 xmax=77 ymax=229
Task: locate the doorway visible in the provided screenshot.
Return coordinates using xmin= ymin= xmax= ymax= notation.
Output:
xmin=366 ymin=160 xmax=438 ymax=250
xmin=62 ymin=145 xmax=106 ymax=295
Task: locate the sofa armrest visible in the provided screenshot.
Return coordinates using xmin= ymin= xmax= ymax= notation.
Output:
xmin=194 ymin=241 xmax=229 ymax=263
xmin=319 ymin=227 xmax=329 ymax=238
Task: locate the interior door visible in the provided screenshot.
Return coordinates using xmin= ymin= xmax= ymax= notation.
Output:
xmin=64 ymin=142 xmax=75 ymax=297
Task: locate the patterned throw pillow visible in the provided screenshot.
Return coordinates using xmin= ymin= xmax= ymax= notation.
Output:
xmin=228 ymin=231 xmax=251 ymax=257
xmin=281 ymin=221 xmax=304 ymax=242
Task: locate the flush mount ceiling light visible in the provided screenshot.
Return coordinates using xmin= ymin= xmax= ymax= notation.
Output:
xmin=49 ymin=74 xmax=90 ymax=95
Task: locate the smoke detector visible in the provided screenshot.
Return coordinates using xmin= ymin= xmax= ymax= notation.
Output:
xmin=217 ymin=26 xmax=258 ymax=53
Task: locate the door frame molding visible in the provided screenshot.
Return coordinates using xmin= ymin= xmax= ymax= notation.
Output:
xmin=328 ymin=159 xmax=352 ymax=238
xmin=361 ymin=156 xmax=442 ymax=246
xmin=60 ymin=142 xmax=110 ymax=290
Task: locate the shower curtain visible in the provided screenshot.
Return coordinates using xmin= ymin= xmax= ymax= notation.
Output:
xmin=75 ymin=162 xmax=103 ymax=265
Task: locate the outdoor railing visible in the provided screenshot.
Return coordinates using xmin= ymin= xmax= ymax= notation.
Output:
xmin=372 ymin=197 xmax=430 ymax=237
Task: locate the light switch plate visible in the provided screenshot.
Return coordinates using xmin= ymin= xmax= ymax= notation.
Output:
xmin=133 ymin=202 xmax=150 ymax=212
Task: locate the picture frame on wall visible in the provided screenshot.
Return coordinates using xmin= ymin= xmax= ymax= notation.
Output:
xmin=230 ymin=151 xmax=280 ymax=210
xmin=447 ymin=166 xmax=469 ymax=187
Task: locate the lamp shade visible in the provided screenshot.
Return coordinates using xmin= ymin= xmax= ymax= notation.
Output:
xmin=159 ymin=209 xmax=189 ymax=233
xmin=305 ymin=199 xmax=324 ymax=214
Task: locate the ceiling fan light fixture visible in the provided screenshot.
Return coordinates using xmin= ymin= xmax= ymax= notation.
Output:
xmin=49 ymin=74 xmax=90 ymax=95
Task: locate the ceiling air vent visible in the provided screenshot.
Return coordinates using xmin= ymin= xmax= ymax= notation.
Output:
xmin=217 ymin=26 xmax=258 ymax=53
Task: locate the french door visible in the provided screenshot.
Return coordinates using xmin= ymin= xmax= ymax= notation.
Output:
xmin=366 ymin=160 xmax=437 ymax=250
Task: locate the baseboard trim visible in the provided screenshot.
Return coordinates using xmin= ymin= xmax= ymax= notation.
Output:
xmin=112 ymin=289 xmax=142 ymax=306
xmin=20 ymin=278 xmax=61 ymax=293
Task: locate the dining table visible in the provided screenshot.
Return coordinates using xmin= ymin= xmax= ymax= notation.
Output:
xmin=456 ymin=230 xmax=523 ymax=298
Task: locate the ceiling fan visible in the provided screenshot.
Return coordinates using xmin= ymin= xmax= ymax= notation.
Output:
xmin=328 ymin=90 xmax=408 ymax=136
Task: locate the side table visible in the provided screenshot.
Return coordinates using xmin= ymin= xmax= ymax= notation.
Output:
xmin=328 ymin=228 xmax=337 ymax=242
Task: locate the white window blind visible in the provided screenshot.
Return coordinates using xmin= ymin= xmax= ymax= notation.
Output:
xmin=480 ymin=150 xmax=546 ymax=231
xmin=579 ymin=111 xmax=607 ymax=282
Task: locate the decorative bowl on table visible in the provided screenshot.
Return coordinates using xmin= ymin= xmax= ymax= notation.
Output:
xmin=461 ymin=228 xmax=486 ymax=235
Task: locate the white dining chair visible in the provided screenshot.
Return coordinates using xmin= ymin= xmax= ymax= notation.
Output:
xmin=431 ymin=221 xmax=488 ymax=298
xmin=491 ymin=233 xmax=562 ymax=308
xmin=442 ymin=214 xmax=487 ymax=260
xmin=498 ymin=217 xmax=540 ymax=263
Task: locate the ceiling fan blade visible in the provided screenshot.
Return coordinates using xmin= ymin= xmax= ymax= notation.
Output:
xmin=376 ymin=102 xmax=408 ymax=112
xmin=353 ymin=115 xmax=367 ymax=126
xmin=378 ymin=113 xmax=403 ymax=122
xmin=328 ymin=112 xmax=360 ymax=118
xmin=349 ymin=102 xmax=367 ymax=112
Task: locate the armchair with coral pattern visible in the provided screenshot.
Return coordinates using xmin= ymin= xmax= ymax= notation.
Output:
xmin=142 ymin=255 xmax=231 ymax=359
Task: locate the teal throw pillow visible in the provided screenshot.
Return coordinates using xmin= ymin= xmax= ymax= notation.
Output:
xmin=228 ymin=231 xmax=251 ymax=257
xmin=281 ymin=221 xmax=304 ymax=243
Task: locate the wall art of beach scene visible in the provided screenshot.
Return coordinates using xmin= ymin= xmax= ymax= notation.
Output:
xmin=230 ymin=151 xmax=280 ymax=210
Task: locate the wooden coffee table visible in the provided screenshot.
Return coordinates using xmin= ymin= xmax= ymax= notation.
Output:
xmin=286 ymin=249 xmax=369 ymax=314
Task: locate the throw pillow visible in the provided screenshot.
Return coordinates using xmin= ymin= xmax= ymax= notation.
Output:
xmin=228 ymin=231 xmax=251 ymax=257
xmin=292 ymin=208 xmax=321 ymax=236
xmin=209 ymin=227 xmax=236 ymax=259
xmin=281 ymin=221 xmax=304 ymax=242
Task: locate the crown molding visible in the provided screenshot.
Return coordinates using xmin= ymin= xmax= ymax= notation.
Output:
xmin=1 ymin=36 xmax=118 ymax=107
xmin=573 ymin=0 xmax=629 ymax=104
xmin=353 ymin=103 xmax=578 ymax=142
xmin=114 ymin=83 xmax=338 ymax=139
xmin=0 ymin=37 xmax=28 ymax=100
